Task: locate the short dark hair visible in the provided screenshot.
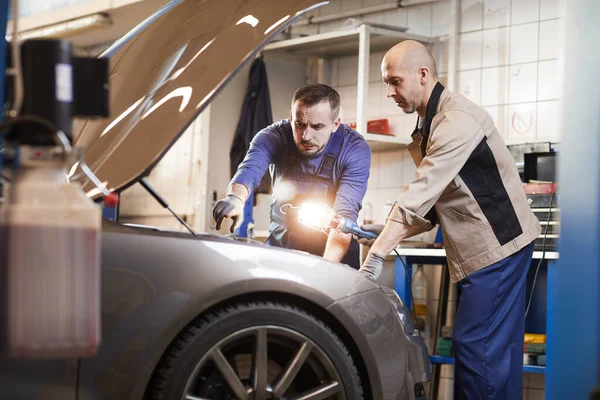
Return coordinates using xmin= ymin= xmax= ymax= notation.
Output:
xmin=292 ymin=84 xmax=341 ymax=119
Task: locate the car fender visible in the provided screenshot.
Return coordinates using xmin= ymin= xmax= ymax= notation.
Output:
xmin=79 ymin=227 xmax=380 ymax=399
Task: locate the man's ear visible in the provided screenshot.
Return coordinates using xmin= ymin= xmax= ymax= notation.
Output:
xmin=332 ymin=117 xmax=341 ymax=132
xmin=419 ymin=67 xmax=429 ymax=85
xmin=289 ymin=110 xmax=293 ymax=121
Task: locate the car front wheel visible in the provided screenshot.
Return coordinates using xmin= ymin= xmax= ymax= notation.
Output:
xmin=146 ymin=301 xmax=364 ymax=400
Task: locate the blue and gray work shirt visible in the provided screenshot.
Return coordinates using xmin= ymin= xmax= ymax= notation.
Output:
xmin=232 ymin=119 xmax=371 ymax=222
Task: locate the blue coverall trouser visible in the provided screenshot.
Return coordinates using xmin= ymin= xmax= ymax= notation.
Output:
xmin=453 ymin=242 xmax=535 ymax=400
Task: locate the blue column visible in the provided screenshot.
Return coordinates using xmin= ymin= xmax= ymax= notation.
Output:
xmin=547 ymin=2 xmax=600 ymax=398
xmin=395 ymin=256 xmax=412 ymax=310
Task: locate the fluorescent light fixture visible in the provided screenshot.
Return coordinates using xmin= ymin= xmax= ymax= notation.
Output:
xmin=6 ymin=13 xmax=112 ymax=41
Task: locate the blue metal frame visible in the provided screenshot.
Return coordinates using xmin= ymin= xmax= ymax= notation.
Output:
xmin=394 ymin=256 xmax=412 ymax=311
xmin=547 ymin=2 xmax=600 ymax=398
xmin=395 ymin=253 xmax=556 ymax=379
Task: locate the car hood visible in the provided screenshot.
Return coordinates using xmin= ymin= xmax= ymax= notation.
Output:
xmin=102 ymin=219 xmax=380 ymax=299
xmin=73 ymin=0 xmax=327 ymax=197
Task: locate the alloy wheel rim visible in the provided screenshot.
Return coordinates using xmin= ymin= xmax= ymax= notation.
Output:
xmin=182 ymin=325 xmax=346 ymax=400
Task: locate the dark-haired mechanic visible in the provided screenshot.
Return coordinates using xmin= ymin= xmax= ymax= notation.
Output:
xmin=213 ymin=84 xmax=371 ymax=269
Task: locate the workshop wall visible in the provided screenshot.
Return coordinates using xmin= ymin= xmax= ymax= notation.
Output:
xmin=456 ymin=0 xmax=563 ymax=145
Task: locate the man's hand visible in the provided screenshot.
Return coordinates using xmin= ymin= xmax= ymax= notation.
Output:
xmin=359 ymin=252 xmax=385 ymax=280
xmin=355 ymin=224 xmax=385 ymax=247
xmin=323 ymin=230 xmax=352 ymax=264
xmin=213 ymin=194 xmax=245 ymax=233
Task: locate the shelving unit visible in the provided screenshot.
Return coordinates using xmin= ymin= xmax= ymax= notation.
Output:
xmin=263 ymin=23 xmax=437 ymax=152
xmin=364 ymin=132 xmax=411 ymax=151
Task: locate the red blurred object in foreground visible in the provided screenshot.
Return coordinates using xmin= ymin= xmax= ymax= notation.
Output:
xmin=104 ymin=193 xmax=119 ymax=208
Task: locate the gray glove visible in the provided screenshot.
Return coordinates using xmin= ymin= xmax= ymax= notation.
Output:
xmin=359 ymin=252 xmax=385 ymax=280
xmin=213 ymin=194 xmax=244 ymax=233
xmin=356 ymin=224 xmax=385 ymax=247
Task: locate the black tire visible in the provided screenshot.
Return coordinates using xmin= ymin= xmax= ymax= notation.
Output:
xmin=146 ymin=301 xmax=363 ymax=400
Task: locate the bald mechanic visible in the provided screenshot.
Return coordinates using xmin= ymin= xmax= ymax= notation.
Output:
xmin=359 ymin=41 xmax=541 ymax=399
xmin=214 ymin=84 xmax=371 ymax=269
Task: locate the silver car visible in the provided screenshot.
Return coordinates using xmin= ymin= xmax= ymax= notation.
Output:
xmin=0 ymin=1 xmax=430 ymax=399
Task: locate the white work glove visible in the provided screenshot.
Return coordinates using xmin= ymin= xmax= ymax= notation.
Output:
xmin=355 ymin=224 xmax=385 ymax=247
xmin=213 ymin=194 xmax=244 ymax=233
xmin=359 ymin=252 xmax=385 ymax=280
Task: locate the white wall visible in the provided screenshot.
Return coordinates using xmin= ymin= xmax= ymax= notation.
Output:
xmin=456 ymin=0 xmax=563 ymax=145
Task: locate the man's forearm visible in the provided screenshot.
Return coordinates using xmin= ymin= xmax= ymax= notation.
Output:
xmin=322 ymin=230 xmax=352 ymax=263
xmin=227 ymin=183 xmax=250 ymax=202
xmin=370 ymin=219 xmax=425 ymax=257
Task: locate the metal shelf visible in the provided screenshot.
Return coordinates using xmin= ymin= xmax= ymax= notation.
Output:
xmin=264 ymin=23 xmax=436 ymax=148
xmin=263 ymin=24 xmax=434 ymax=57
xmin=523 ymin=365 xmax=546 ymax=374
xmin=364 ymin=132 xmax=410 ymax=151
xmin=430 ymin=355 xmax=455 ymax=365
xmin=430 ymin=356 xmax=546 ymax=374
xmin=392 ymin=247 xmax=560 ymax=260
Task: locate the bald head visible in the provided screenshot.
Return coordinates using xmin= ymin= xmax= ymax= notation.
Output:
xmin=381 ymin=40 xmax=439 ymax=116
xmin=383 ymin=40 xmax=438 ymax=79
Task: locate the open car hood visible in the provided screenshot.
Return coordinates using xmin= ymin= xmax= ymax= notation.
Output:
xmin=74 ymin=0 xmax=326 ymax=197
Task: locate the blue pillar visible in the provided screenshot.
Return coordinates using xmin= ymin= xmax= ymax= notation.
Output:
xmin=395 ymin=256 xmax=412 ymax=310
xmin=547 ymin=1 xmax=600 ymax=398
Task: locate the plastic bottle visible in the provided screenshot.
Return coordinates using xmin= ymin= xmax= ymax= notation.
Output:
xmin=1 ymin=153 xmax=101 ymax=359
xmin=412 ymin=265 xmax=430 ymax=349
